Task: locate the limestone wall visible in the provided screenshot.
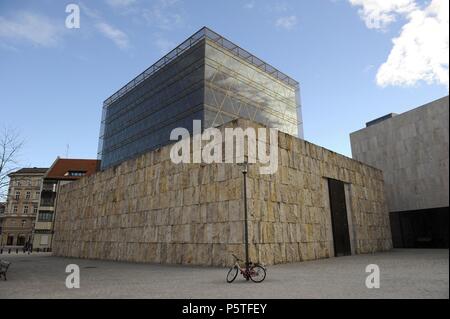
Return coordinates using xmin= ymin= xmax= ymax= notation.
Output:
xmin=248 ymin=129 xmax=392 ymax=265
xmin=53 ymin=120 xmax=392 ymax=266
xmin=351 ymin=96 xmax=449 ymax=212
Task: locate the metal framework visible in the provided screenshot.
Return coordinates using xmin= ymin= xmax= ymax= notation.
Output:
xmin=103 ymin=27 xmax=299 ymax=108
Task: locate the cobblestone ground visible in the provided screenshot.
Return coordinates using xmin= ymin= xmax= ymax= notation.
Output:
xmin=0 ymin=249 xmax=448 ymax=299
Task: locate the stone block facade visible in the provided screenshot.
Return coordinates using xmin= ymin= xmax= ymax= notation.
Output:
xmin=53 ymin=120 xmax=392 ymax=266
xmin=351 ymin=96 xmax=449 ymax=212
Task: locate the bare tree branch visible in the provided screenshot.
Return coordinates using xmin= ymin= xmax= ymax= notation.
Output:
xmin=0 ymin=127 xmax=24 ymax=201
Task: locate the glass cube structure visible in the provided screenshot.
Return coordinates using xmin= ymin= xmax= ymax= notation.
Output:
xmin=98 ymin=27 xmax=303 ymax=170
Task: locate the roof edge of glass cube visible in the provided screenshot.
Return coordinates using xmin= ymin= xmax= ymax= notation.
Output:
xmin=103 ymin=27 xmax=299 ymax=108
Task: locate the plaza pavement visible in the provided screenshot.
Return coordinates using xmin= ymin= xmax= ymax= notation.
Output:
xmin=0 ymin=249 xmax=448 ymax=299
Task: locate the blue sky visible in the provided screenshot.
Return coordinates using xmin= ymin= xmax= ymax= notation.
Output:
xmin=0 ymin=0 xmax=448 ymax=168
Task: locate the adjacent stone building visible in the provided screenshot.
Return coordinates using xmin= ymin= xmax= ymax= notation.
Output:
xmin=351 ymin=96 xmax=449 ymax=248
xmin=32 ymin=157 xmax=100 ymax=251
xmin=53 ymin=119 xmax=392 ymax=266
xmin=0 ymin=168 xmax=47 ymax=247
xmin=0 ymin=203 xmax=5 ymax=235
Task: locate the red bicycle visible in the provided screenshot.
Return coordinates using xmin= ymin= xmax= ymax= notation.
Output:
xmin=226 ymin=254 xmax=266 ymax=283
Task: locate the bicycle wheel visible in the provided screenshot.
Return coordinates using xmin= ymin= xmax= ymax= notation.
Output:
xmin=249 ymin=265 xmax=266 ymax=283
xmin=226 ymin=266 xmax=239 ymax=283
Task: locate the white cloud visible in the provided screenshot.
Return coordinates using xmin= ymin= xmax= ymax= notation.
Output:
xmin=275 ymin=15 xmax=298 ymax=30
xmin=350 ymin=0 xmax=449 ymax=89
xmin=143 ymin=0 xmax=184 ymax=31
xmin=0 ymin=12 xmax=61 ymax=47
xmin=79 ymin=2 xmax=131 ymax=50
xmin=273 ymin=2 xmax=289 ymax=13
xmin=95 ymin=22 xmax=130 ymax=49
xmin=349 ymin=0 xmax=417 ymax=29
xmin=105 ymin=0 xmax=136 ymax=7
xmin=0 ymin=42 xmax=19 ymax=52
xmin=377 ymin=0 xmax=449 ymax=88
xmin=244 ymin=1 xmax=255 ymax=9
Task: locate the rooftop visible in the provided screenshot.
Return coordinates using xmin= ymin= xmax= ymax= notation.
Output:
xmin=9 ymin=168 xmax=49 ymax=176
xmin=45 ymin=158 xmax=100 ymax=180
xmin=366 ymin=113 xmax=398 ymax=127
xmin=363 ymin=95 xmax=449 ymax=129
xmin=104 ymin=27 xmax=299 ymax=108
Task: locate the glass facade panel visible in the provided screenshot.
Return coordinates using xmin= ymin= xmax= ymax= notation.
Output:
xmin=99 ymin=28 xmax=303 ymax=170
xmin=99 ymin=41 xmax=205 ymax=169
xmin=203 ymin=41 xmax=301 ymax=138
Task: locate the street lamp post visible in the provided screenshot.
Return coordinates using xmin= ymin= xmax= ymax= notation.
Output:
xmin=241 ymin=162 xmax=250 ymax=281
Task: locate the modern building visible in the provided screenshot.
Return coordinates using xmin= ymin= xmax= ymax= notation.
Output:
xmin=0 ymin=168 xmax=48 ymax=248
xmin=53 ymin=28 xmax=392 ymax=266
xmin=350 ymin=96 xmax=449 ymax=248
xmin=32 ymin=157 xmax=100 ymax=251
xmin=98 ymin=27 xmax=303 ymax=170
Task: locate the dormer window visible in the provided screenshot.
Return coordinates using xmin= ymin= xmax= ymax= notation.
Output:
xmin=64 ymin=170 xmax=87 ymax=177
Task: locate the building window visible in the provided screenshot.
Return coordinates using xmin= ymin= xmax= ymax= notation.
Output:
xmin=40 ymin=235 xmax=49 ymax=245
xmin=23 ymin=205 xmax=28 ymax=214
xmin=17 ymin=235 xmax=26 ymax=246
xmin=15 ymin=191 xmax=20 ymax=200
xmin=36 ymin=191 xmax=40 ymax=199
xmin=17 ymin=181 xmax=21 ymax=187
xmin=38 ymin=211 xmax=53 ymax=222
xmin=7 ymin=235 xmax=14 ymax=246
xmin=21 ymin=220 xmax=26 ymax=227
xmin=26 ymin=191 xmax=31 ymax=199
xmin=33 ymin=205 xmax=38 ymax=214
xmin=65 ymin=171 xmax=87 ymax=177
xmin=13 ymin=206 xmax=18 ymax=213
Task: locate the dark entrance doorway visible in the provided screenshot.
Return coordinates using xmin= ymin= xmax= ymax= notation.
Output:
xmin=328 ymin=179 xmax=351 ymax=256
xmin=390 ymin=207 xmax=449 ymax=248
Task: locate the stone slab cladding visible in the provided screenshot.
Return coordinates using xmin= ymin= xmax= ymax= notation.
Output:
xmin=351 ymin=96 xmax=449 ymax=213
xmin=53 ymin=119 xmax=392 ymax=266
